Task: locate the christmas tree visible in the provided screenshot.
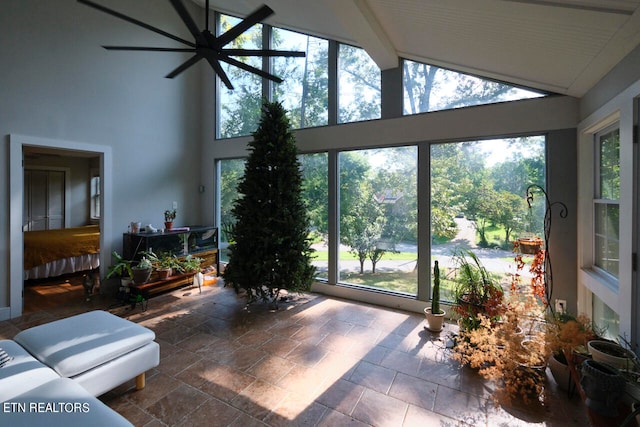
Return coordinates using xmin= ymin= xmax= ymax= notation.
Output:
xmin=223 ymin=100 xmax=315 ymax=304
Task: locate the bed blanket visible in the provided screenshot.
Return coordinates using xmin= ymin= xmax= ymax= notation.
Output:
xmin=24 ymin=225 xmax=100 ymax=270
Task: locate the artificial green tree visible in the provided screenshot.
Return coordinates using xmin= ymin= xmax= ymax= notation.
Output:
xmin=223 ymin=100 xmax=316 ymax=305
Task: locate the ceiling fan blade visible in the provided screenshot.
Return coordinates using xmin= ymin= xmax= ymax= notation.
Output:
xmin=165 ymin=53 xmax=203 ymax=78
xmin=201 ymin=51 xmax=234 ymax=90
xmin=223 ymin=49 xmax=306 ymax=58
xmin=215 ymin=5 xmax=274 ymax=48
xmin=220 ymin=55 xmax=283 ymax=83
xmin=103 ymin=46 xmax=196 ymax=52
xmin=169 ymin=0 xmax=201 ymax=40
xmin=78 ymin=0 xmax=195 ymax=47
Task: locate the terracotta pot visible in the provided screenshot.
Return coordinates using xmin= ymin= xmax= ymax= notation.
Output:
xmin=164 ymin=221 xmax=174 ymax=231
xmin=156 ymin=267 xmax=172 ymax=281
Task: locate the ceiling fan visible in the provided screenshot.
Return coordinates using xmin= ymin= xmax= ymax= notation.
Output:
xmin=78 ymin=0 xmax=305 ymax=90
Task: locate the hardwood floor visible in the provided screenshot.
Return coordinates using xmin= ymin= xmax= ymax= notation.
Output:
xmin=23 ymin=271 xmax=93 ymax=313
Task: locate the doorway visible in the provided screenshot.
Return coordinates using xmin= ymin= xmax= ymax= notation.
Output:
xmin=8 ymin=134 xmax=113 ymax=319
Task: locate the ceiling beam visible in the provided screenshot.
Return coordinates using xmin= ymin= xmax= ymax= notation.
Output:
xmin=326 ymin=0 xmax=398 ymax=70
xmin=502 ymin=0 xmax=638 ymax=15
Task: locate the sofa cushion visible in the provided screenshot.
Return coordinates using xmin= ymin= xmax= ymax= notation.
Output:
xmin=1 ymin=377 xmax=133 ymax=426
xmin=14 ymin=310 xmax=155 ymax=378
xmin=0 ymin=339 xmax=60 ymax=402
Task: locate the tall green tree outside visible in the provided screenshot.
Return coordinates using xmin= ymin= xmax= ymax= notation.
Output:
xmin=223 ymin=101 xmax=316 ymax=304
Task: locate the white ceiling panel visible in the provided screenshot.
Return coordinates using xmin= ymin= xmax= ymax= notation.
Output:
xmin=198 ymin=0 xmax=640 ymax=96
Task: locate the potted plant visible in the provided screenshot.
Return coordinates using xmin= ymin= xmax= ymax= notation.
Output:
xmin=131 ymin=255 xmax=153 ymax=284
xmin=164 ymin=209 xmax=176 ymax=231
xmin=106 ymin=251 xmax=133 ymax=286
xmin=546 ymin=313 xmax=595 ymax=391
xmin=516 ymin=234 xmax=544 ymax=255
xmin=580 ymin=358 xmax=626 ymax=416
xmin=451 ymin=250 xmax=505 ymax=331
xmin=180 ymin=254 xmax=203 ymax=274
xmin=588 ymin=339 xmax=638 ymax=370
xmin=143 ymin=250 xmax=178 ymax=281
xmin=424 ymin=260 xmax=446 ymax=332
xmin=453 ymin=289 xmax=549 ymax=404
xmin=159 ymin=253 xmax=183 ymax=279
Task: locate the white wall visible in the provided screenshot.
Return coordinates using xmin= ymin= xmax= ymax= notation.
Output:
xmin=0 ymin=0 xmax=205 ymax=316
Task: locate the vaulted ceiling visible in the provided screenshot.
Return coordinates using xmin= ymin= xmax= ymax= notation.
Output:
xmin=196 ymin=0 xmax=640 ymax=97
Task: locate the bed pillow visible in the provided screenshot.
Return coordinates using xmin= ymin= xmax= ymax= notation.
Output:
xmin=0 ymin=348 xmax=12 ymax=368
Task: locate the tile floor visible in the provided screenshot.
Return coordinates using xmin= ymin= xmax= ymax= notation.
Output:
xmin=2 ymin=279 xmax=589 ymax=426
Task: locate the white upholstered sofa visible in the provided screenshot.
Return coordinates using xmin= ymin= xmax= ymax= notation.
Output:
xmin=0 ymin=310 xmax=160 ymax=426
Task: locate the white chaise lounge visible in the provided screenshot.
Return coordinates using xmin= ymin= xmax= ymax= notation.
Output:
xmin=1 ymin=310 xmax=160 ymax=426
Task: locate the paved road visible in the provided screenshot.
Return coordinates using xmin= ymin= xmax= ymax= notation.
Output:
xmin=313 ymin=217 xmax=521 ymax=278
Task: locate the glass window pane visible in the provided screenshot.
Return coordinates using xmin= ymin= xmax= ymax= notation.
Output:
xmin=299 ymin=153 xmax=329 ymax=279
xmin=594 ymin=204 xmax=606 ymax=236
xmin=338 ymin=44 xmax=381 ymax=123
xmin=607 ymin=203 xmax=619 ymax=242
xmin=403 ymin=59 xmax=544 ymax=115
xmin=217 ymin=15 xmax=263 ymax=139
xmin=592 ymin=295 xmax=619 ymax=340
xmin=219 ymin=158 xmax=246 ymax=262
xmin=338 ymin=147 xmax=417 ymax=295
xmin=593 ymin=125 xmax=620 ymax=279
xmin=430 ymin=137 xmax=545 ymax=302
xmin=594 ymin=235 xmax=605 ymax=270
xmin=598 ymin=128 xmax=620 ymax=200
xmin=593 ymin=202 xmax=619 ymax=278
xmin=272 ymin=29 xmax=328 ymax=129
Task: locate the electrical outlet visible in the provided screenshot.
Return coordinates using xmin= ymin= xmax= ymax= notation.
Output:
xmin=172 ymin=201 xmax=178 ymax=210
xmin=555 ymin=299 xmax=566 ymax=314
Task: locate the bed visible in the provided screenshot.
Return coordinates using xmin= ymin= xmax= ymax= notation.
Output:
xmin=24 ymin=225 xmax=100 ymax=280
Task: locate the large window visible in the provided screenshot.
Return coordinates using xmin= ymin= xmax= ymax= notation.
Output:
xmin=214 ymin=17 xmax=548 ymax=139
xmin=338 ymin=45 xmax=381 ymax=123
xmin=217 ymin=137 xmax=546 ymax=300
xmin=430 ymin=137 xmax=546 ymax=301
xmin=299 ymin=153 xmax=329 ymax=278
xmin=218 ymin=158 xmax=246 ymax=262
xmin=217 ymin=15 xmax=263 ymax=139
xmin=272 ymin=29 xmax=328 ymax=129
xmin=338 ymin=147 xmax=417 ymax=294
xmin=403 ymin=59 xmax=544 ymax=115
xmin=593 ymin=125 xmax=620 ymax=279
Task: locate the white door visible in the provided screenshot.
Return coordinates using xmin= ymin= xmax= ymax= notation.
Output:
xmin=24 ymin=169 xmax=65 ymax=231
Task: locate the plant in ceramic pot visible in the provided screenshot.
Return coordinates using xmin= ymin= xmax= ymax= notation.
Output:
xmin=180 ymin=255 xmax=203 ymax=274
xmin=144 ymin=251 xmax=179 ymax=281
xmin=545 ymin=312 xmax=595 ymax=391
xmin=131 ymin=256 xmax=153 ymax=284
xmin=588 ymin=339 xmax=638 ymax=371
xmin=164 ymin=209 xmax=176 ymax=231
xmin=105 ymin=251 xmax=133 ymax=286
xmin=424 ymin=260 xmax=446 ymax=332
xmin=580 ymin=358 xmax=626 ymax=417
xmin=160 ymin=254 xmax=183 ymax=278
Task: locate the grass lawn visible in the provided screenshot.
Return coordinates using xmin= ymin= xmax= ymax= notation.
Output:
xmin=315 ymin=267 xmax=458 ymax=300
xmin=311 ymin=250 xmax=417 ymax=261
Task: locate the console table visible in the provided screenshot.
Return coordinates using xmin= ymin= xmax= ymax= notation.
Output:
xmin=122 ymin=226 xmax=218 ymax=300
